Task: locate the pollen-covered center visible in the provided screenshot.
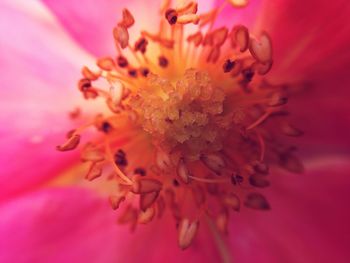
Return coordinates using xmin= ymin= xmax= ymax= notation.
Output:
xmin=130 ymin=69 xmax=227 ymax=158
xmin=57 ymin=0 xmax=304 ymax=252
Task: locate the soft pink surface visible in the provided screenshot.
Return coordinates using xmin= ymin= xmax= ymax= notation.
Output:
xmin=229 ymin=157 xmax=350 ymax=263
xmin=0 ymin=187 xmax=220 ymax=263
xmin=0 ymin=2 xmax=90 ymax=200
xmin=42 ymin=0 xmax=162 ymax=56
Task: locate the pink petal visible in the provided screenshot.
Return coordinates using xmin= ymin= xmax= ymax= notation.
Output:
xmin=288 ymin=74 xmax=350 ymax=155
xmin=258 ymin=0 xmax=350 ymax=82
xmin=42 ymin=0 xmax=162 ymax=56
xmin=0 ymin=188 xmax=122 ymax=263
xmin=0 ymin=187 xmax=221 ymax=262
xmin=214 ymin=0 xmax=263 ymax=28
xmin=228 ymin=157 xmax=350 ymax=263
xmin=0 ymin=1 xmax=92 ymax=200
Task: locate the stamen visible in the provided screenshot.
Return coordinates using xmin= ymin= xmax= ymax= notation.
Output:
xmin=244 ymin=193 xmax=270 ymax=210
xmin=113 ymin=25 xmax=129 ymax=49
xmin=178 ymin=218 xmax=199 ymax=250
xmin=56 ymin=134 xmax=80 ymax=151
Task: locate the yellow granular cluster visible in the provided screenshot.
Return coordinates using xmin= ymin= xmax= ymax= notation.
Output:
xmin=130 ymin=69 xmax=232 ymax=158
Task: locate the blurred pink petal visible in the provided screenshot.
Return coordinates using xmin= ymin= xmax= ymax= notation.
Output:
xmin=0 ymin=1 xmax=92 ymax=200
xmin=214 ymin=0 xmax=263 ymax=28
xmin=42 ymin=0 xmax=163 ymax=56
xmin=258 ymin=0 xmax=350 ymax=82
xmin=229 ymin=157 xmax=350 ymax=263
xmin=0 ymin=187 xmax=221 ymax=263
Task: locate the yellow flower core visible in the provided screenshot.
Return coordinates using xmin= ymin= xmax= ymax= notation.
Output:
xmin=57 ymin=0 xmax=304 ymax=250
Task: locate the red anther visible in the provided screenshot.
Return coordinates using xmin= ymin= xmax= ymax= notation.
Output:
xmin=56 ymin=134 xmax=81 ymax=151
xmin=223 ymin=193 xmax=240 ymax=211
xmin=138 ymin=207 xmax=156 ymax=224
xmin=83 ymin=88 xmax=98 ymax=99
xmin=279 ymin=153 xmax=304 ymax=174
xmin=212 ymin=27 xmax=228 ymax=47
xmin=252 ymin=60 xmax=273 ymax=75
xmin=207 ymin=46 xmax=220 ymax=63
xmin=230 ymin=25 xmax=249 ymax=52
xmin=249 ymin=175 xmax=270 ymax=188
xmin=177 ymin=158 xmax=190 ymax=184
xmin=158 ymin=56 xmax=169 ymax=68
xmin=178 ymin=219 xmax=199 ymax=250
xmin=97 ymin=57 xmax=115 ymax=71
xmin=165 ymin=8 xmax=178 ymax=25
xmin=134 ymin=37 xmax=148 ymax=53
xmin=187 ymin=31 xmax=203 ymax=47
xmin=202 ymin=33 xmax=213 ymax=46
xmin=249 ymin=32 xmax=273 ymax=63
xmin=120 ymin=8 xmax=135 ymax=28
xmin=140 ymin=191 xmax=159 ymax=211
xmin=85 ymin=164 xmax=103 ymax=181
xmin=244 ymin=193 xmax=270 ymax=210
xmin=281 ymin=123 xmax=304 ymax=137
xmin=81 ymin=144 xmax=104 ymax=162
xmin=201 ymin=153 xmax=226 ymax=175
xmin=223 ymin=59 xmax=235 ymax=73
xmin=132 ymin=178 xmax=162 ymax=194
xmin=109 ymin=195 xmax=125 ymax=210
xmin=267 ymin=92 xmax=288 ymax=107
xmin=113 ymin=25 xmax=129 ymax=49
xmin=117 ymin=56 xmax=128 ymax=68
xmin=78 ymin=78 xmax=91 ymax=92
xmin=82 ymin=66 xmax=100 ymax=80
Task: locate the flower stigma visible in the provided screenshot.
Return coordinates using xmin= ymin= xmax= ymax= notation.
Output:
xmin=57 ymin=0 xmax=304 ymax=252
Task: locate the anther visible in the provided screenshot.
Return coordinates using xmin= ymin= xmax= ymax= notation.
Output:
xmin=242 ymin=68 xmax=254 ymax=82
xmin=201 ymin=153 xmax=226 ymax=175
xmin=177 ymin=14 xmax=200 ymax=25
xmin=114 ymin=149 xmax=128 ymax=167
xmin=134 ymin=37 xmax=148 ymax=53
xmin=78 ymin=78 xmax=91 ymax=91
xmin=165 ymin=8 xmax=178 ymax=25
xmin=117 ymin=56 xmax=129 ymax=68
xmin=85 ymin=164 xmax=103 ymax=181
xmin=178 ymin=219 xmax=199 ymax=250
xmin=267 ymin=92 xmax=288 ymax=107
xmin=56 ymin=134 xmax=80 ymax=151
xmin=82 ymin=66 xmax=100 ymax=80
xmin=138 ymin=207 xmax=156 ymax=224
xmin=128 ymin=69 xmax=138 ymax=78
xmin=109 ymin=195 xmax=125 ymax=210
xmin=134 ymin=167 xmax=147 ymax=176
xmin=281 ymin=123 xmax=304 ymax=137
xmin=132 ymin=178 xmax=162 ymax=194
xmin=140 ymin=191 xmax=159 ymax=211
xmin=212 ymin=27 xmax=228 ymax=47
xmin=101 ymin=121 xmax=112 ymax=133
xmin=97 ymin=57 xmax=115 ymax=71
xmin=231 ymin=25 xmax=249 ymax=52
xmin=249 ymin=32 xmax=272 ymax=63
xmin=113 ymin=25 xmax=129 ymax=49
xmin=223 ymin=193 xmax=240 ymax=211
xmin=244 ymin=193 xmax=270 ymax=210
xmin=228 ymin=0 xmax=249 ymax=7
xmin=177 ymin=158 xmax=190 ymax=184
xmin=158 ymin=56 xmax=169 ymax=68
xmin=223 ymin=59 xmax=235 ymax=73
xmin=249 ymin=175 xmax=270 ymax=188
xmin=119 ymin=8 xmax=135 ymax=28
xmin=187 ymin=32 xmax=203 ymax=47
xmin=140 ymin=67 xmax=150 ymax=77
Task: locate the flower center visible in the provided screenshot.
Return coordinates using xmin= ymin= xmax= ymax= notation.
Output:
xmin=57 ymin=0 xmax=304 ymax=251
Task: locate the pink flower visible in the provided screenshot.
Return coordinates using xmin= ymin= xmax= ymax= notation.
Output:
xmin=1 ymin=0 xmax=350 ymax=262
